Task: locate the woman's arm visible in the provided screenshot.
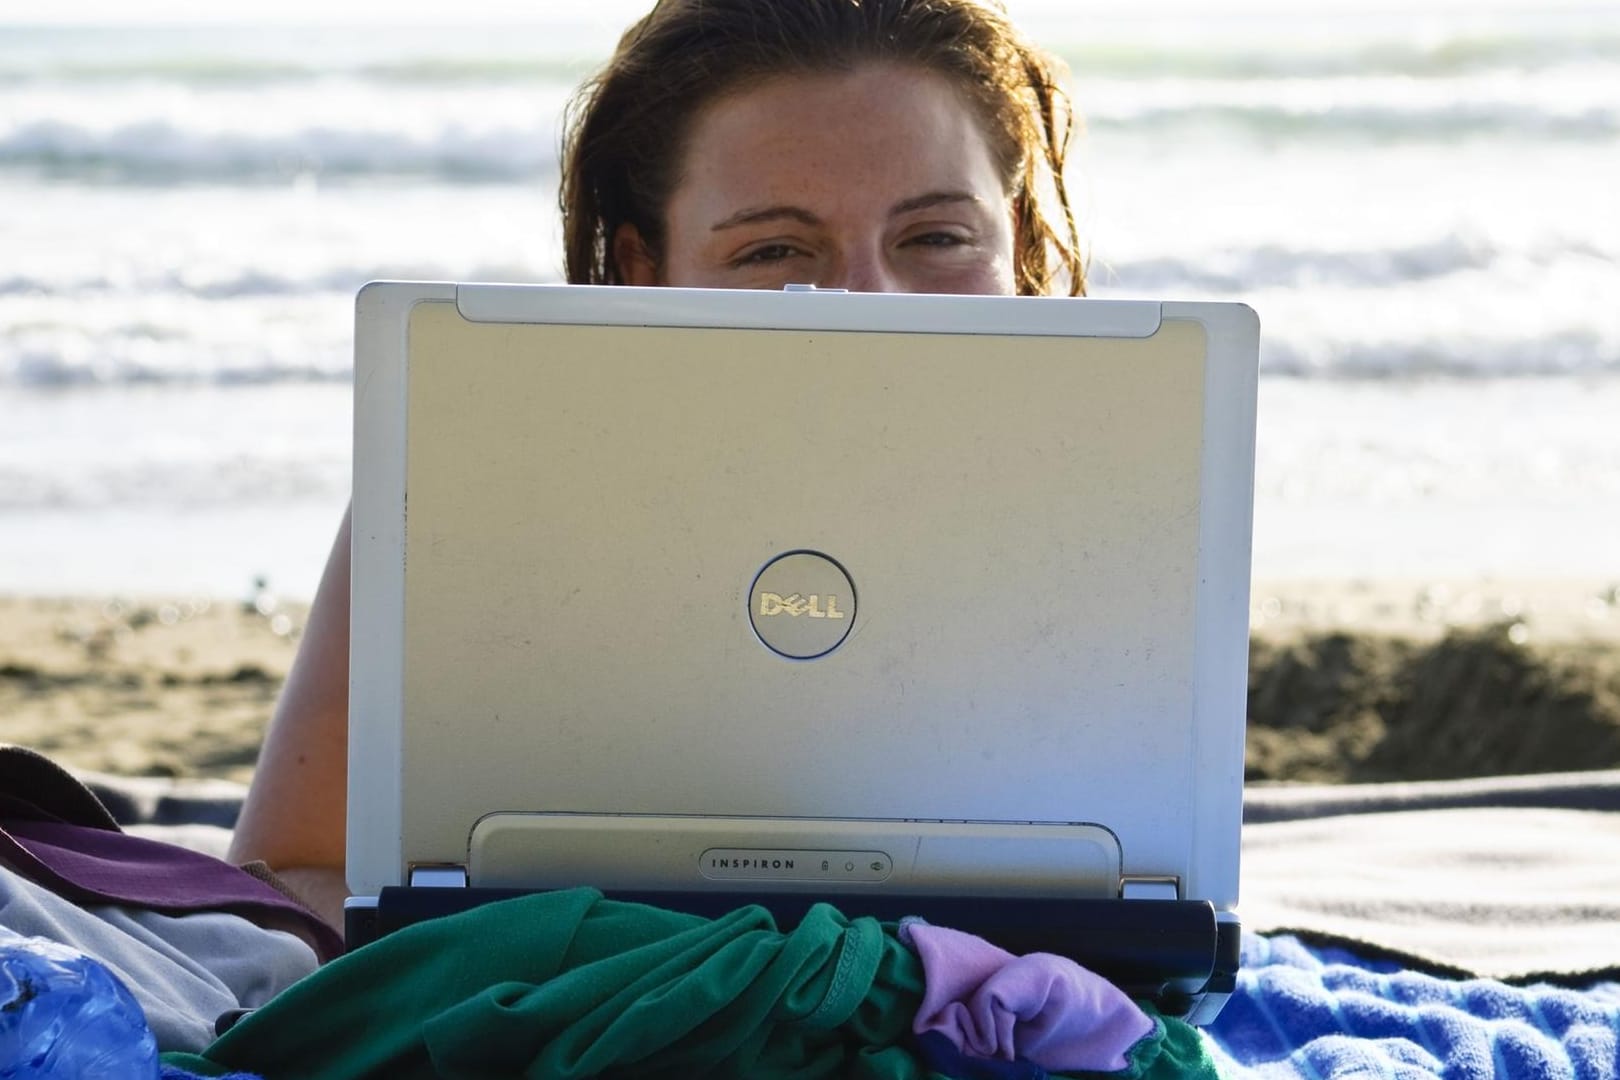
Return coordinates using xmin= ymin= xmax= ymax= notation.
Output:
xmin=228 ymin=505 xmax=353 ymax=928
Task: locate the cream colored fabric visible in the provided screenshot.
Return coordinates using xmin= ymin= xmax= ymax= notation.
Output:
xmin=1241 ymin=803 xmax=1620 ymax=982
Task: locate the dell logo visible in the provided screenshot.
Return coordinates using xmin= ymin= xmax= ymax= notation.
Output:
xmin=757 ymin=592 xmax=847 ymax=620
xmin=748 ymin=551 xmax=857 ymax=660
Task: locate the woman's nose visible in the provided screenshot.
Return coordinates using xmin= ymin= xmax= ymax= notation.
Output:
xmin=824 ymin=250 xmax=903 ymax=293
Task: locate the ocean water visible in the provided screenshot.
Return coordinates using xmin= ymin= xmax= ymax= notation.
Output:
xmin=2 ymin=7 xmax=1618 ymax=599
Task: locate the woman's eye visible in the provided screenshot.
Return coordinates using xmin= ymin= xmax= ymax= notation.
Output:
xmin=734 ymin=243 xmax=804 ymax=266
xmin=904 ymin=231 xmax=969 ymax=249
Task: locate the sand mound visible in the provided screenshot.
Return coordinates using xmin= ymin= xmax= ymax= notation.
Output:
xmin=1247 ymin=623 xmax=1620 ymax=783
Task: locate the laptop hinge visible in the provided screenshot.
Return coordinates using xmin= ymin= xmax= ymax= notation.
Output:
xmin=409 ymin=864 xmax=469 ymax=888
xmin=1120 ymin=875 xmax=1181 ymax=901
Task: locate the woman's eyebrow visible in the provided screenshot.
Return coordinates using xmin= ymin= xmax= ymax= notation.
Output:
xmin=889 ymin=191 xmax=981 ymax=216
xmin=711 ymin=205 xmax=822 ymax=231
xmin=709 ymin=191 xmax=981 ymax=232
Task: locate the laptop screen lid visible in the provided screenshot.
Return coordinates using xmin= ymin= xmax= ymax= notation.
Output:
xmin=348 ymin=283 xmax=1258 ymax=916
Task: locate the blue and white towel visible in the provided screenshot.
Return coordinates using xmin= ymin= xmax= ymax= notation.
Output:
xmin=1206 ymin=934 xmax=1620 ymax=1079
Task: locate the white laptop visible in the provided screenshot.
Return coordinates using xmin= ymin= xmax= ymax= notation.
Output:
xmin=344 ymin=282 xmax=1259 ymax=1022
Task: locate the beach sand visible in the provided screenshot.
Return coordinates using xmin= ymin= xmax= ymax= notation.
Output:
xmin=3 ymin=580 xmax=1618 ymax=786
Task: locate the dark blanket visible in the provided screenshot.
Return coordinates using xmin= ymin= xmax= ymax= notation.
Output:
xmin=54 ymin=768 xmax=1620 ymax=1079
xmin=85 ymin=766 xmax=1620 ymax=984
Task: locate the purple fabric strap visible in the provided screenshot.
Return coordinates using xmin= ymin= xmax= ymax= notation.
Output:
xmin=0 ymin=818 xmax=342 ymax=961
xmin=901 ymin=920 xmax=1155 ymax=1073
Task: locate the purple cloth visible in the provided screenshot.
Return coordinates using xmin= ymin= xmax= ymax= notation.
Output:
xmin=0 ymin=818 xmax=342 ymax=961
xmin=901 ymin=920 xmax=1155 ymax=1073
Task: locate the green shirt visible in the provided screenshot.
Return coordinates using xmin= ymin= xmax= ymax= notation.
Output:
xmin=164 ymin=888 xmax=1218 ymax=1079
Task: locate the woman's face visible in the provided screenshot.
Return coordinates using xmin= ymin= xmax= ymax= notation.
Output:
xmin=614 ymin=63 xmax=1018 ymax=295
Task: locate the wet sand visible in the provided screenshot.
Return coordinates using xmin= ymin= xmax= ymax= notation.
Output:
xmin=2 ymin=579 xmax=1618 ymax=785
xmin=0 ymin=589 xmax=299 ymax=783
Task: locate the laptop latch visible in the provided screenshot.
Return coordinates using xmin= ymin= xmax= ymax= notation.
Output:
xmin=1120 ymin=875 xmax=1181 ymax=901
xmin=409 ymin=864 xmax=469 ymax=888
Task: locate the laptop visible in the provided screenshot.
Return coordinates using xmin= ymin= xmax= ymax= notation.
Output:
xmin=343 ymin=282 xmax=1259 ymax=1023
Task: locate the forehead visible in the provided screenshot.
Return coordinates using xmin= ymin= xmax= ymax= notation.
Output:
xmin=670 ymin=63 xmax=1008 ymax=221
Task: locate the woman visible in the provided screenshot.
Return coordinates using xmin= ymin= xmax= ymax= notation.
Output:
xmin=228 ymin=0 xmax=1085 ymax=929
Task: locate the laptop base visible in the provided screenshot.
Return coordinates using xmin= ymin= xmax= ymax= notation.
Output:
xmin=345 ymin=888 xmax=1239 ymax=1025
